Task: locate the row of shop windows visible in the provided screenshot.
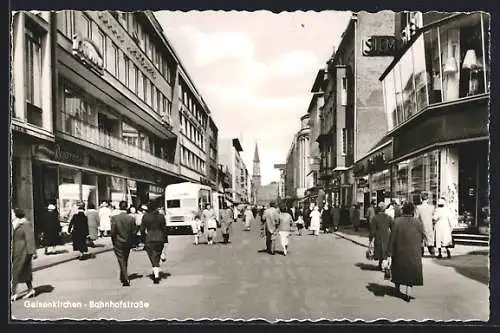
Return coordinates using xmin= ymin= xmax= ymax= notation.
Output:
xmin=383 ymin=13 xmax=490 ymax=130
xmin=31 ymin=163 xmax=164 ymax=224
xmin=357 ymin=145 xmax=488 ymax=229
xmin=59 ymin=77 xmax=171 ymax=160
xmin=57 ymin=11 xmax=173 ymax=122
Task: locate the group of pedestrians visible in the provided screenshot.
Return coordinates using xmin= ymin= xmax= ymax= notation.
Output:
xmin=191 ymin=203 xmax=234 ymax=245
xmin=261 ymin=202 xmax=293 ymax=255
xmin=366 ymin=193 xmax=457 ymax=302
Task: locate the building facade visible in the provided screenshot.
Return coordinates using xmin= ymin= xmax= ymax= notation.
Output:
xmin=379 ymin=11 xmax=490 ymax=235
xmin=218 ymin=138 xmax=249 ymax=204
xmin=11 ymin=10 xmax=219 ymax=238
xmin=317 ymin=11 xmax=396 ymax=212
xmin=255 ymin=182 xmax=279 ymax=206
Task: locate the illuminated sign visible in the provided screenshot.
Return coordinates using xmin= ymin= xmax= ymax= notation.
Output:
xmin=72 ymin=35 xmax=104 ymax=75
xmin=362 ymin=36 xmax=405 ymax=57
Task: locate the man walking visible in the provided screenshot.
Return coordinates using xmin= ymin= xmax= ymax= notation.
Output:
xmin=110 ymin=201 xmax=137 ymax=286
xmin=261 ymin=202 xmax=279 ymax=255
xmin=416 ymin=192 xmax=436 ymax=257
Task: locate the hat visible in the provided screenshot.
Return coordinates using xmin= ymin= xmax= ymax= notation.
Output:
xmin=438 ymin=198 xmax=446 ymax=206
xmin=141 ymin=205 xmax=148 ymax=211
xmin=100 ymin=202 xmax=108 ymax=207
xmin=47 ymin=204 xmax=56 ymax=210
xmin=378 ymin=202 xmax=386 ymax=211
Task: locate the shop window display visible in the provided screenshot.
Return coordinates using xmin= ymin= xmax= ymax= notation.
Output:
xmin=424 ymin=28 xmax=442 ymax=104
xmin=58 ymin=167 xmax=82 ymax=223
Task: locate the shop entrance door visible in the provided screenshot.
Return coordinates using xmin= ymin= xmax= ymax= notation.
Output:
xmin=32 ymin=162 xmax=58 ymax=242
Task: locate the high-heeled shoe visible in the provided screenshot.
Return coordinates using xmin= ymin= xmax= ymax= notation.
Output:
xmin=23 ymin=289 xmax=36 ymax=299
xmin=11 ymin=294 xmax=20 ymax=302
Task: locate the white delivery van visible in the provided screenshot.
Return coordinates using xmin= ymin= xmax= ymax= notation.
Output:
xmin=164 ymin=182 xmax=213 ymax=230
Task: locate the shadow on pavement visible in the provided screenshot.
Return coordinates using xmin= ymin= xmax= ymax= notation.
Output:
xmin=433 ymin=252 xmax=489 ymax=285
xmin=128 ymin=273 xmax=144 ymax=280
xmin=366 ymin=283 xmax=401 ymax=299
xmin=34 ymin=284 xmax=55 ymax=296
xmin=356 ymin=262 xmax=381 ymax=271
xmin=257 ymin=249 xmax=270 ymax=254
xmin=147 ymin=272 xmax=171 ymax=281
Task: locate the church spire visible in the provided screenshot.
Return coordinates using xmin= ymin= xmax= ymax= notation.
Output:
xmin=253 ymin=142 xmax=260 ymax=163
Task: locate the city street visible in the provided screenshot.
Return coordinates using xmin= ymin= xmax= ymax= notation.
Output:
xmin=11 ymin=217 xmax=489 ymax=321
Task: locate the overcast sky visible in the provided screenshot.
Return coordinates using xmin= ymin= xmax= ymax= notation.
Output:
xmin=155 ymin=10 xmax=352 ymax=185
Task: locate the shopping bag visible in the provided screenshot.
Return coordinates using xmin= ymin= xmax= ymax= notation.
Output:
xmin=382 ymin=258 xmax=392 ymax=280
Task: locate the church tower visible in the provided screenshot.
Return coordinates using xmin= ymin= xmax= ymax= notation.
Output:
xmin=252 ymin=143 xmax=262 ymax=204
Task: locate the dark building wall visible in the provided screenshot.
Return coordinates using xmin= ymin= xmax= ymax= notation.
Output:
xmin=354 ymin=11 xmax=395 ymax=163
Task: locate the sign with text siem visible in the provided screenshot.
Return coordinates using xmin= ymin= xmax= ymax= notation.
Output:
xmin=362 ymin=36 xmax=405 ymax=57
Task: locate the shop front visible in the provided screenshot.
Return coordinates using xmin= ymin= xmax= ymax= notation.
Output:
xmin=31 ymin=140 xmax=168 ymax=225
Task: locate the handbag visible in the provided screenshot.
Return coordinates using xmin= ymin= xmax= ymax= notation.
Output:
xmin=365 ymin=242 xmax=375 ymax=260
xmin=382 ymin=258 xmax=392 ymax=280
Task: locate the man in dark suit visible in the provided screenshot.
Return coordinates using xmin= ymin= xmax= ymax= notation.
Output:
xmin=110 ymin=201 xmax=137 ymax=286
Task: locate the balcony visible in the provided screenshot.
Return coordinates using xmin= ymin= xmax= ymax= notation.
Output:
xmin=58 ymin=117 xmax=178 ymax=175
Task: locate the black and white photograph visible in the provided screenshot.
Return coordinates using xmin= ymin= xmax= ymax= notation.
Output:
xmin=9 ymin=8 xmax=490 ymax=322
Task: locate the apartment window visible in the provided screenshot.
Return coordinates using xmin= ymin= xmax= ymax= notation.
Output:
xmin=75 ymin=12 xmax=90 ymax=39
xmin=91 ymin=27 xmax=106 ymax=66
xmin=25 ymin=25 xmax=42 ymax=109
xmin=57 ymin=10 xmax=73 ymax=37
xmin=157 ymin=90 xmax=162 ymax=115
xmin=118 ymin=50 xmax=126 ymax=83
xmin=341 ymin=76 xmax=347 ymax=106
xmin=107 ymin=41 xmax=117 ymax=75
xmin=341 ymin=128 xmax=347 ymax=155
xmin=150 ymin=82 xmax=156 ymax=110
xmin=167 ymin=99 xmax=172 ymax=117
xmin=156 ymin=50 xmax=162 ymax=71
xmin=143 ymin=76 xmax=149 ymax=103
xmin=128 ymin=62 xmax=136 ymax=92
xmin=137 ymin=71 xmax=144 ymax=99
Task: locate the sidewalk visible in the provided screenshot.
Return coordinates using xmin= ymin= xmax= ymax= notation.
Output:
xmin=334 ymin=226 xmax=489 ymax=257
xmin=32 ymin=237 xmax=114 ymax=272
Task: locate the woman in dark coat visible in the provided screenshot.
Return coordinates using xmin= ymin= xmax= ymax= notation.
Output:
xmin=219 ymin=204 xmax=234 ymax=244
xmin=387 ymin=202 xmax=426 ymax=302
xmin=68 ymin=203 xmax=89 ymax=259
xmin=321 ymin=204 xmax=334 ymax=233
xmin=369 ymin=202 xmax=394 ymax=270
xmin=140 ymin=202 xmax=168 ymax=284
xmin=42 ymin=203 xmax=61 ymax=254
xmin=11 ymin=208 xmax=37 ymax=301
xmin=351 ymin=204 xmax=361 ymax=231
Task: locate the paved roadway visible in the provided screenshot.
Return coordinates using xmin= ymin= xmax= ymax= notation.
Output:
xmin=11 ymin=217 xmax=489 ymax=321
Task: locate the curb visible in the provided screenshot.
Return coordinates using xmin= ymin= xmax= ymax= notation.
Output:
xmin=334 ymin=232 xmax=369 ymax=248
xmin=33 ymin=246 xmax=114 ymax=272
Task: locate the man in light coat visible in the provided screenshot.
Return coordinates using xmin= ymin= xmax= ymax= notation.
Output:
xmin=261 ymin=202 xmax=279 ymax=255
xmin=416 ymin=192 xmax=436 ymax=257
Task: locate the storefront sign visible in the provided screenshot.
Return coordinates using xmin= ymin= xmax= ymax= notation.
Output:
xmin=357 ymin=178 xmax=368 ymax=187
xmin=362 ymin=36 xmax=404 ymax=57
xmin=149 ymin=184 xmax=164 ymax=195
xmin=88 ymin=153 xmax=123 ymax=174
xmin=46 ymin=143 xmax=85 ymax=166
xmin=72 ymin=35 xmax=104 ymax=75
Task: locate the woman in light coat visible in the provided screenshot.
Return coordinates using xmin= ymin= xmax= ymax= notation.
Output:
xmin=98 ymin=202 xmax=112 ymax=237
xmin=86 ymin=203 xmax=99 ymax=247
xmin=309 ymin=205 xmax=321 ymax=236
xmin=202 ymin=203 xmax=218 ymax=245
xmin=244 ymin=206 xmax=253 ymax=231
xmin=433 ymin=198 xmax=455 ymax=259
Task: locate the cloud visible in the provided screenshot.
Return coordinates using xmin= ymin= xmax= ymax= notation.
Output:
xmin=272 ymin=50 xmax=321 ymax=77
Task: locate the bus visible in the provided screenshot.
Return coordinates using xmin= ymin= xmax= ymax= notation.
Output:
xmin=164 ymin=182 xmax=215 ymax=230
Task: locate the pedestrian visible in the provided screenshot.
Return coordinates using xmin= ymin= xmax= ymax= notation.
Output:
xmin=321 ymin=203 xmax=334 ymax=233
xmin=309 ymin=205 xmax=321 ymax=236
xmin=433 ymin=197 xmax=455 ymax=259
xmin=11 ymin=208 xmax=37 ymax=301
xmin=304 ymin=203 xmax=313 ymax=230
xmin=220 ymin=203 xmax=234 ymax=243
xmin=387 ymin=202 xmax=426 ymax=302
xmin=41 ymin=203 xmax=61 ymax=255
xmin=393 ymin=201 xmax=403 ymax=219
xmin=244 ymin=205 xmax=253 ymax=231
xmin=202 ymin=203 xmax=218 ymax=245
xmin=233 ymin=206 xmax=239 ymax=222
xmin=351 ymin=204 xmax=361 ymax=232
xmin=277 ymin=203 xmax=292 ymax=255
xmin=98 ymin=201 xmax=112 ymax=237
xmin=366 ymin=201 xmax=376 ymax=226
xmin=110 ymin=201 xmax=137 ymax=287
xmin=416 ymin=192 xmax=436 ymax=257
xmin=191 ymin=211 xmax=202 ymax=245
xmin=261 ymin=202 xmax=279 ymax=254
xmin=252 ymin=205 xmax=258 ymax=219
xmin=369 ymin=201 xmax=394 ymax=270
xmin=133 ymin=205 xmax=146 ymax=251
xmin=86 ymin=203 xmax=99 ymax=248
xmin=140 ymin=202 xmax=168 ymax=284
xmin=331 ymin=203 xmax=340 ymax=232
xmin=68 ymin=203 xmax=89 ymax=260
xmin=385 ymin=202 xmax=395 ymax=220
xmin=296 ymin=210 xmax=305 ymax=236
